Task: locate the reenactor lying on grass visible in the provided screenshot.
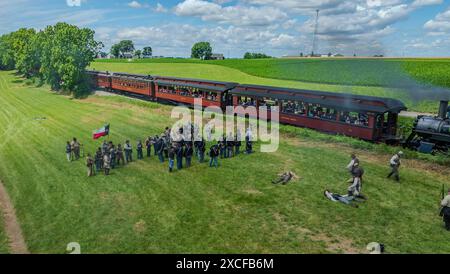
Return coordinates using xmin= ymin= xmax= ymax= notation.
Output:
xmin=272 ymin=171 xmax=299 ymax=185
xmin=86 ymin=154 xmax=94 ymax=177
xmin=324 ymin=190 xmax=359 ymax=208
xmin=441 ymin=188 xmax=450 ymax=231
xmin=387 ymin=151 xmax=403 ymax=182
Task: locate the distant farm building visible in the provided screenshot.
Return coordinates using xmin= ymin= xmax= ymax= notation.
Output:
xmin=210 ymin=53 xmax=225 ymax=60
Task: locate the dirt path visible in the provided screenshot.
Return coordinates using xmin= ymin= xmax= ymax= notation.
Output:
xmin=0 ymin=181 xmax=29 ymax=254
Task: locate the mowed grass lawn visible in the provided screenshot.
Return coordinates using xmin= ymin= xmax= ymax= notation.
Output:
xmin=0 ymin=70 xmax=449 ymax=253
xmin=91 ymin=62 xmax=438 ymax=113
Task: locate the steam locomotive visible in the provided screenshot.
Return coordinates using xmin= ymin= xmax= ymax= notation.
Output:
xmin=405 ymin=101 xmax=450 ymax=153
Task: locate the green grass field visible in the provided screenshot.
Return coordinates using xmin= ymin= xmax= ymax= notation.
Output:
xmin=0 ymin=70 xmax=449 ymax=253
xmin=91 ymin=60 xmax=447 ymax=113
xmin=0 ymin=215 xmax=8 ymax=254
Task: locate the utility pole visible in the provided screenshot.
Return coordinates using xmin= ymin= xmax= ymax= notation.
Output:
xmin=311 ymin=9 xmax=320 ymax=57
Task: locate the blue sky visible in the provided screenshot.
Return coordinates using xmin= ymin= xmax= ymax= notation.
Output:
xmin=1 ymin=0 xmax=450 ymax=57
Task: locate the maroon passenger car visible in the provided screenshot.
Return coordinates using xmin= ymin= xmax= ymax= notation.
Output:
xmin=230 ymin=84 xmax=407 ymax=142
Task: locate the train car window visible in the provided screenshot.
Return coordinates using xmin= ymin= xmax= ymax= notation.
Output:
xmin=282 ymin=101 xmax=306 ymax=115
xmin=340 ymin=111 xmax=369 ymax=127
xmin=239 ymin=97 xmax=256 ymax=107
xmin=259 ymin=97 xmax=278 ymax=108
xmin=205 ymin=92 xmax=217 ymax=102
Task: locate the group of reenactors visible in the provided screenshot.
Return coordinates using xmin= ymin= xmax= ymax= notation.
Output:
xmin=326 ymin=151 xmax=403 ymax=207
xmin=71 ymin=124 xmax=255 ymax=177
xmin=66 ymin=138 xmax=82 ymax=162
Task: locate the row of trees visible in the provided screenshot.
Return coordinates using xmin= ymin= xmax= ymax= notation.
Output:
xmin=0 ymin=23 xmax=102 ymax=97
xmin=110 ymin=40 xmax=152 ymax=59
xmin=243 ymin=52 xmax=272 ymax=59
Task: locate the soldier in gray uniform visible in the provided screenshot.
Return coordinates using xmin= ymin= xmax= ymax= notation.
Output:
xmin=441 ymin=188 xmax=450 ymax=231
xmin=124 ymin=140 xmax=133 ymax=163
xmin=387 ymin=151 xmax=403 ymax=182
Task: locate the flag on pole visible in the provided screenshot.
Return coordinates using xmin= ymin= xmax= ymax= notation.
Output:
xmin=93 ymin=124 xmax=110 ymax=140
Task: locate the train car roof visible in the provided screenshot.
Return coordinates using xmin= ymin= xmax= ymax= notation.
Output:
xmin=112 ymin=72 xmax=153 ymax=80
xmin=153 ymin=75 xmax=238 ymax=90
xmin=231 ymin=84 xmax=407 ymax=114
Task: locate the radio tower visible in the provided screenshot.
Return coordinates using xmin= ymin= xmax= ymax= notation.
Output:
xmin=311 ymin=9 xmax=320 ymax=57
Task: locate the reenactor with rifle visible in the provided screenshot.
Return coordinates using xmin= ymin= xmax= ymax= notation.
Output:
xmin=103 ymin=153 xmax=111 ymax=175
xmin=145 ymin=137 xmax=152 ymax=158
xmin=86 ymin=154 xmax=94 ymax=177
xmin=198 ymin=138 xmax=206 ymax=163
xmin=71 ymin=138 xmax=81 ymax=160
xmin=440 ymin=186 xmax=450 ymax=231
xmin=124 ymin=140 xmax=133 ymax=163
xmin=95 ymin=148 xmax=103 ymax=172
xmin=109 ymin=145 xmax=116 ymax=169
xmin=226 ymin=133 xmax=234 ymax=158
xmin=168 ymin=147 xmax=175 ymax=172
xmin=176 ymin=143 xmax=184 ymax=170
xmin=137 ymin=140 xmax=144 ymax=160
xmin=219 ymin=135 xmax=226 ymax=159
xmin=387 ymin=151 xmax=403 ymax=182
xmin=116 ymin=144 xmax=125 ymax=166
xmin=209 ymin=144 xmax=219 ymax=168
xmin=157 ymin=136 xmax=165 ymax=163
xmin=235 ymin=133 xmax=241 ymax=156
xmin=185 ymin=142 xmax=193 ymax=168
xmin=245 ymin=135 xmax=253 ymax=154
xmin=101 ymin=140 xmax=108 ymax=155
xmin=65 ymin=141 xmax=72 ymax=162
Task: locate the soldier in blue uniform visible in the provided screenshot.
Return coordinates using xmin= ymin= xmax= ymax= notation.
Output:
xmin=168 ymin=147 xmax=175 ymax=173
xmin=109 ymin=145 xmax=116 ymax=169
xmin=137 ymin=140 xmax=144 ymax=160
xmin=198 ymin=138 xmax=206 ymax=163
xmin=209 ymin=144 xmax=219 ymax=168
xmin=124 ymin=140 xmax=133 ymax=163
xmin=176 ymin=143 xmax=184 ymax=170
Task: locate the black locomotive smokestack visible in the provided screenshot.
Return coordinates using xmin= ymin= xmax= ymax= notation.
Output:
xmin=438 ymin=100 xmax=448 ymax=119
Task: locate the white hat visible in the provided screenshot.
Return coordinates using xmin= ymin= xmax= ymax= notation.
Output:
xmin=398 ymin=151 xmax=404 ymax=156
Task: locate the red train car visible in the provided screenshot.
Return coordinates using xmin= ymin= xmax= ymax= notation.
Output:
xmin=87 ymin=70 xmax=111 ymax=89
xmin=153 ymin=76 xmax=238 ymax=108
xmin=230 ymin=85 xmax=407 ymax=141
xmin=111 ymin=72 xmax=153 ymax=98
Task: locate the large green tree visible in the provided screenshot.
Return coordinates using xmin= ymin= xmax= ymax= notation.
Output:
xmin=110 ymin=40 xmax=135 ymax=58
xmin=10 ymin=28 xmax=41 ymax=77
xmin=191 ymin=42 xmax=212 ymax=60
xmin=39 ymin=22 xmax=102 ymax=96
xmin=0 ymin=34 xmax=16 ymax=70
xmin=142 ymin=46 xmax=152 ymax=57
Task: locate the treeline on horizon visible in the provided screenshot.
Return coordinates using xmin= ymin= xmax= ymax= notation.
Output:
xmin=0 ymin=22 xmax=102 ymax=97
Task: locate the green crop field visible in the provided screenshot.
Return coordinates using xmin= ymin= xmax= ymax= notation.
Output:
xmin=0 ymin=70 xmax=449 ymax=254
xmin=95 ymin=58 xmax=450 ymax=89
xmin=91 ymin=59 xmax=450 ymax=113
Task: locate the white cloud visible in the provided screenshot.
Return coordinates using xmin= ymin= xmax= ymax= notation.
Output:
xmin=424 ymin=6 xmax=450 ymax=33
xmin=128 ymin=1 xmax=142 ymax=8
xmin=155 ymin=3 xmax=168 ymax=13
xmin=174 ymin=0 xmax=288 ymax=26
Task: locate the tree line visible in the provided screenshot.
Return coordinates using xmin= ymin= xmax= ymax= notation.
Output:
xmin=110 ymin=40 xmax=152 ymax=59
xmin=0 ymin=22 xmax=102 ymax=97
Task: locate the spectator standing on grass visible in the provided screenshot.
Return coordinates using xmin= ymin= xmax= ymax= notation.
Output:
xmin=65 ymin=141 xmax=72 ymax=162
